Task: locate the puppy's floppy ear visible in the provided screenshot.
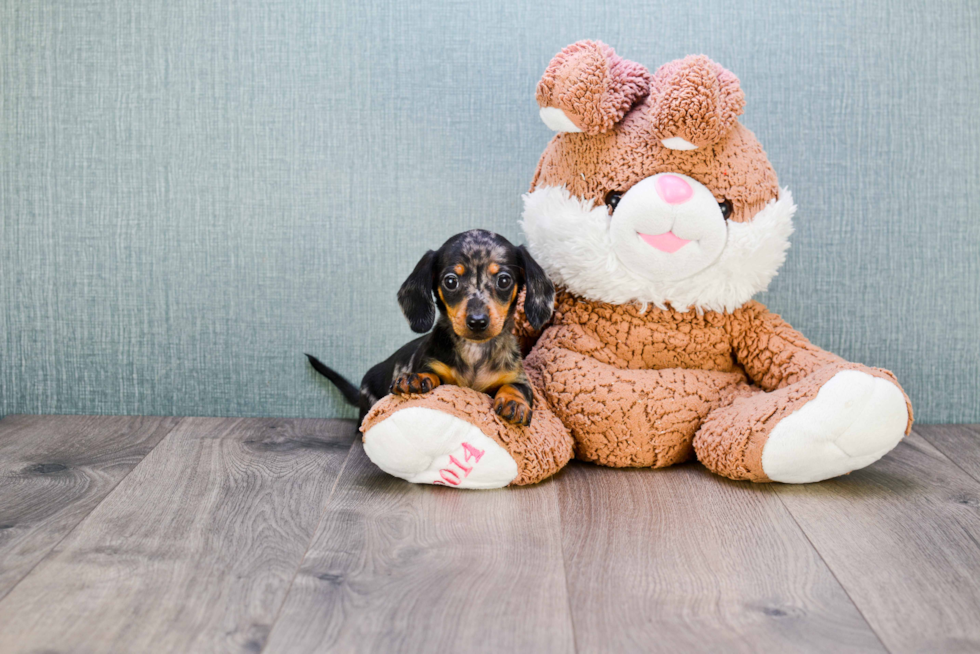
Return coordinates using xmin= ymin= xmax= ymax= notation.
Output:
xmin=397 ymin=249 xmax=438 ymax=333
xmin=517 ymin=245 xmax=555 ymax=331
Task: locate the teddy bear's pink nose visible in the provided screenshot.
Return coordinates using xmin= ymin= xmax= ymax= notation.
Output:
xmin=655 ymin=174 xmax=693 ymax=204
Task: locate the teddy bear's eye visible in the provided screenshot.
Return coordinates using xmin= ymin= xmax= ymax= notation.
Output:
xmin=605 ymin=191 xmax=624 ymax=213
xmin=718 ymin=199 xmax=733 ymax=220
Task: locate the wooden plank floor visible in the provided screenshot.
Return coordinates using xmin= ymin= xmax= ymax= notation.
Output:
xmin=0 ymin=415 xmax=181 ymax=600
xmin=0 ymin=416 xmax=978 ymax=653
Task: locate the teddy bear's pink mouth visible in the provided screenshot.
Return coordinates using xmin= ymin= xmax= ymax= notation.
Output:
xmin=638 ymin=231 xmax=691 ymax=254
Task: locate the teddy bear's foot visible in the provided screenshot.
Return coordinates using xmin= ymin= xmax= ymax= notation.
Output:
xmin=696 ymin=366 xmax=912 ymax=483
xmin=760 ymin=370 xmax=909 ymax=483
xmin=360 ymin=384 xmax=575 ymax=488
xmin=364 ymin=407 xmax=519 ymax=489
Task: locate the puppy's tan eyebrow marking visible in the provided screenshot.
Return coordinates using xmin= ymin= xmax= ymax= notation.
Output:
xmin=488 ymin=262 xmax=500 ymax=275
xmin=454 ymin=264 xmax=465 ymax=275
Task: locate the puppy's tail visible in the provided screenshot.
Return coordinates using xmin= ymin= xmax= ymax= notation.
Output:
xmin=305 ymin=354 xmax=360 ymax=407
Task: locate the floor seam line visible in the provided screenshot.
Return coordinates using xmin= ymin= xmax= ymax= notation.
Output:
xmin=769 ymin=487 xmax=894 ymax=654
xmin=0 ymin=416 xmax=186 ymax=605
xmin=553 ymin=475 xmax=581 ymax=654
xmin=259 ymin=424 xmax=359 ymax=654
xmin=913 ymin=427 xmax=980 ymax=486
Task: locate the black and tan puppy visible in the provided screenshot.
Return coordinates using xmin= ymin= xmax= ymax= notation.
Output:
xmin=307 ymin=229 xmax=554 ymax=426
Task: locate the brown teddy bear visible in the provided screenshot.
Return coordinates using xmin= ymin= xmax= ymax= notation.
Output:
xmin=360 ymin=41 xmax=913 ymax=489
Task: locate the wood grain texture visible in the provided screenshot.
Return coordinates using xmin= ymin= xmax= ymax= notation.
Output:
xmin=774 ymin=432 xmax=980 ymax=653
xmin=3 ymin=417 xmax=979 ymax=654
xmin=556 ymin=461 xmax=885 ymax=654
xmin=263 ymin=442 xmax=575 ymax=654
xmin=0 ymin=417 xmax=357 ymax=654
xmin=0 ymin=414 xmax=180 ymax=599
xmin=915 ymin=424 xmax=980 ymax=483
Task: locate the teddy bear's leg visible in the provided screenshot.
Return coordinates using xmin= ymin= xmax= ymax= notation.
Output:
xmin=694 ymin=364 xmax=912 ymax=483
xmin=526 ymin=345 xmax=753 ymax=468
xmin=359 ymin=378 xmax=574 ymax=489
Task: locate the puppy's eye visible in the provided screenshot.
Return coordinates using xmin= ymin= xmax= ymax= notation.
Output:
xmin=442 ymin=274 xmax=458 ymax=291
xmin=496 ymin=274 xmax=513 ymax=291
xmin=718 ymin=199 xmax=733 ymax=220
xmin=605 ymin=191 xmax=624 ymax=213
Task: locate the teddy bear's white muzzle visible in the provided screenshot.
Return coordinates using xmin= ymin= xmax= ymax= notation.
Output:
xmin=609 ymin=172 xmax=728 ymax=282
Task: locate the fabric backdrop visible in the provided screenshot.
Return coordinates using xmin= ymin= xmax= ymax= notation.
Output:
xmin=1 ymin=0 xmax=978 ymax=422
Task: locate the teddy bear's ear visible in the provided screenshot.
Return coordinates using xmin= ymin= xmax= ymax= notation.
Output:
xmin=536 ymin=40 xmax=651 ymax=135
xmin=647 ymin=55 xmax=745 ymax=151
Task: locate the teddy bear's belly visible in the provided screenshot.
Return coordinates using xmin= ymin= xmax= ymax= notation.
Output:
xmin=525 ymin=327 xmax=752 ymax=469
xmin=544 ymin=313 xmax=737 ymax=373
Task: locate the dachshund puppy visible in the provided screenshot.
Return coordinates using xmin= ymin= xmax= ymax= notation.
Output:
xmin=307 ymin=229 xmax=555 ymax=426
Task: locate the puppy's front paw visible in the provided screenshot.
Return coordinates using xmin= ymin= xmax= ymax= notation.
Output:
xmin=493 ymin=385 xmax=532 ymax=426
xmin=390 ymin=372 xmax=439 ymax=396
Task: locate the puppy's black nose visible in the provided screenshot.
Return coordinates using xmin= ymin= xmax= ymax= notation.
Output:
xmin=466 ymin=314 xmax=489 ymax=332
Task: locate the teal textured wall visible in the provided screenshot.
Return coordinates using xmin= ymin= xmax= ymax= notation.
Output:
xmin=1 ymin=0 xmax=978 ymax=421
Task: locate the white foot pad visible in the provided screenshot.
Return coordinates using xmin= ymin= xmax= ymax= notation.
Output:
xmin=762 ymin=370 xmax=909 ymax=484
xmin=363 ymin=408 xmax=519 ymax=489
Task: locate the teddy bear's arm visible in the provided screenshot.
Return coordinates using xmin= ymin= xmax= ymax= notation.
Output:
xmin=727 ymin=300 xmax=847 ymax=391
